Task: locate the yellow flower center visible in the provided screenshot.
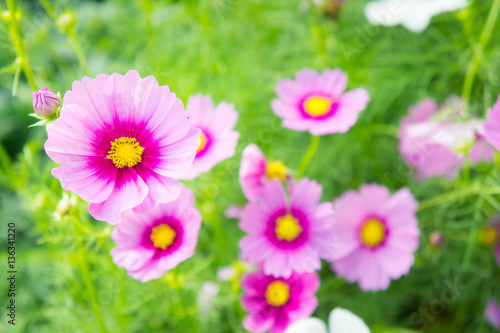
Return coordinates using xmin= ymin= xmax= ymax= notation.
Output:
xmin=107 ymin=137 xmax=144 ymax=168
xmin=197 ymin=132 xmax=208 ymax=154
xmin=150 ymin=224 xmax=176 ymax=250
xmin=360 ymin=218 xmax=386 ymax=247
xmin=266 ymin=161 xmax=286 ymax=181
xmin=478 ymin=226 xmax=498 ymax=247
xmin=265 ymin=281 xmax=290 ymax=307
xmin=276 ymin=215 xmax=302 ymax=241
xmin=303 ymin=96 xmax=331 ymax=117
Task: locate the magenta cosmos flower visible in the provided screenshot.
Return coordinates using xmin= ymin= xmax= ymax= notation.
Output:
xmin=175 ymin=93 xmax=239 ymax=180
xmin=485 ymin=299 xmax=500 ymax=330
xmin=241 ymin=270 xmax=319 ymax=333
xmin=328 ymin=184 xmax=419 ymax=291
xmin=399 ymin=97 xmax=493 ymax=181
xmin=239 ymin=178 xmax=335 ymax=278
xmin=271 ymin=68 xmax=369 ymax=135
xmin=239 ymin=143 xmax=291 ymax=202
xmin=44 ymin=70 xmax=200 ymax=224
xmin=110 ymin=186 xmax=201 ymax=282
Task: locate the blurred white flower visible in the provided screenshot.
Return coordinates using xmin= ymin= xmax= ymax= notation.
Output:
xmin=364 ymin=0 xmax=468 ymax=33
xmin=433 ymin=120 xmax=484 ymax=156
xmin=217 ymin=266 xmax=236 ymax=281
xmin=286 ymin=307 xmax=370 ymax=333
xmin=197 ymin=282 xmax=220 ymax=318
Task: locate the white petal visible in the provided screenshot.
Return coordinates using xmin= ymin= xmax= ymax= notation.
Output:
xmin=364 ymin=0 xmax=469 ymax=33
xmin=285 ymin=318 xmax=328 ymax=333
xmin=329 ymin=308 xmax=370 ymax=333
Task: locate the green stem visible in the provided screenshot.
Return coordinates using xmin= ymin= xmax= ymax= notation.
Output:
xmin=4 ymin=0 xmax=38 ymax=90
xmin=462 ymin=0 xmax=500 ymax=104
xmin=68 ymin=33 xmax=90 ymax=75
xmin=462 ymin=194 xmax=485 ymax=271
xmin=418 ymin=184 xmax=500 ymax=211
xmin=462 ymin=154 xmax=470 ymax=184
xmin=73 ymin=212 xmax=108 ymax=333
xmin=296 ymin=135 xmax=320 ymax=179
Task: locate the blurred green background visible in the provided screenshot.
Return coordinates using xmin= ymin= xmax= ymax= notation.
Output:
xmin=1 ymin=0 xmax=500 ymax=332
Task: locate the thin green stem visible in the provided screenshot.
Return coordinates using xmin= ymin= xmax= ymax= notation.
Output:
xmin=68 ymin=33 xmax=90 ymax=75
xmin=4 ymin=0 xmax=38 ymax=90
xmin=418 ymin=184 xmax=500 ymax=211
xmin=72 ymin=211 xmax=108 ymax=333
xmin=296 ymin=135 xmax=320 ymax=179
xmin=38 ymin=1 xmax=90 ymax=75
xmin=462 ymin=154 xmax=470 ymax=184
xmin=462 ymin=195 xmax=484 ymax=271
xmin=462 ymin=0 xmax=500 ymax=104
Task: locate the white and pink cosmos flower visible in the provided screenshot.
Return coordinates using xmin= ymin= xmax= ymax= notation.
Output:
xmin=239 ymin=178 xmax=335 ymax=278
xmin=176 ymin=93 xmax=239 ymax=180
xmin=399 ymin=97 xmax=493 ymax=181
xmin=44 ymin=70 xmax=200 ymax=224
xmin=271 ymin=68 xmax=370 ymax=135
xmin=328 ymin=184 xmax=420 ymax=291
xmin=110 ymin=186 xmax=201 ymax=282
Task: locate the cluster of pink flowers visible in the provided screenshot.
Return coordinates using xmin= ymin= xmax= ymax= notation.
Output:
xmin=42 ymin=70 xmax=239 ymax=281
xmin=235 ymin=69 xmax=420 ymax=332
xmin=36 ymin=67 xmax=500 ymax=332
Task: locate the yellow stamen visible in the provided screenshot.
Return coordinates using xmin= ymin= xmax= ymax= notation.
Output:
xmin=107 ymin=137 xmax=144 ymax=168
xmin=276 ymin=215 xmax=302 ymax=241
xmin=197 ymin=132 xmax=208 ymax=154
xmin=266 ymin=161 xmax=286 ymax=181
xmin=360 ymin=218 xmax=386 ymax=247
xmin=150 ymin=224 xmax=176 ymax=250
xmin=478 ymin=226 xmax=498 ymax=247
xmin=265 ymin=281 xmax=290 ymax=307
xmin=303 ymin=96 xmax=331 ymax=117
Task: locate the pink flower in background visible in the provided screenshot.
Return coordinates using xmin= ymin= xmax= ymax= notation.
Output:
xmin=241 ymin=270 xmax=319 ymax=333
xmin=110 ymin=186 xmax=201 ymax=282
xmin=45 ymin=70 xmax=200 ymax=224
xmin=32 ymin=86 xmax=62 ymax=118
xmin=485 ymin=96 xmax=500 ymax=151
xmin=328 ymin=184 xmax=419 ymax=291
xmin=485 ymin=299 xmax=500 ymax=330
xmin=176 ymin=94 xmax=239 ymax=180
xmin=399 ymin=97 xmax=493 ymax=181
xmin=239 ymin=179 xmax=335 ymax=278
xmin=272 ymin=68 xmax=370 ymax=135
xmin=239 ymin=144 xmax=290 ymax=202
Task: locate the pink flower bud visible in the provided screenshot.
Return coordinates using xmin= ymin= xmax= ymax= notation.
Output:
xmin=429 ymin=231 xmax=444 ymax=248
xmin=32 ymin=87 xmax=61 ymax=118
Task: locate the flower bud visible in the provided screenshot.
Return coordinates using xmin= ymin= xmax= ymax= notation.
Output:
xmin=32 ymin=87 xmax=61 ymax=119
xmin=429 ymin=231 xmax=444 ymax=248
xmin=56 ymin=196 xmax=71 ymax=216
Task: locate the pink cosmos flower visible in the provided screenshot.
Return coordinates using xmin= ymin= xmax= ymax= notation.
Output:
xmin=175 ymin=93 xmax=239 ymax=180
xmin=32 ymin=87 xmax=62 ymax=118
xmin=485 ymin=299 xmax=500 ymax=330
xmin=110 ymin=186 xmax=201 ymax=282
xmin=239 ymin=144 xmax=291 ymax=202
xmin=44 ymin=70 xmax=200 ymax=224
xmin=328 ymin=184 xmax=419 ymax=291
xmin=239 ymin=178 xmax=335 ymax=278
xmin=485 ymin=95 xmax=500 ymax=151
xmin=399 ymin=97 xmax=493 ymax=181
xmin=271 ymin=68 xmax=369 ymax=135
xmin=241 ymin=270 xmax=319 ymax=333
